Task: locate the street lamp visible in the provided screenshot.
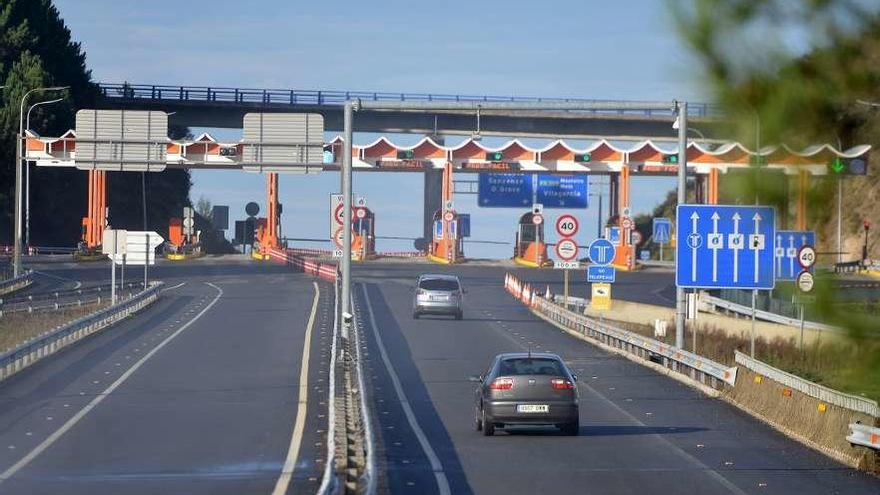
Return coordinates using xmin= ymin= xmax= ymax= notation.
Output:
xmin=13 ymin=86 xmax=69 ymax=277
xmin=24 ymin=96 xmax=67 ymax=247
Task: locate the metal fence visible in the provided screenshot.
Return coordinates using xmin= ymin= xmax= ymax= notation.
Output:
xmin=735 ymin=350 xmax=879 ymax=417
xmin=97 ymin=83 xmax=720 ymax=118
xmin=703 ymin=294 xmax=840 ymax=333
xmin=0 ymin=282 xmax=162 ymax=383
xmin=0 ymin=270 xmax=33 ymax=296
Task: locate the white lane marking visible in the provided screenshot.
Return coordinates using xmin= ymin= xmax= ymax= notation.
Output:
xmin=272 ymin=281 xmax=321 ymax=495
xmin=0 ymin=282 xmax=223 ymax=484
xmin=161 ymin=282 xmax=187 ymax=292
xmin=360 ymin=283 xmax=451 ymax=495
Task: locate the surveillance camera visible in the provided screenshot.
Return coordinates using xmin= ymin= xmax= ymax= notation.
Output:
xmin=342 ymin=312 xmax=353 ymax=324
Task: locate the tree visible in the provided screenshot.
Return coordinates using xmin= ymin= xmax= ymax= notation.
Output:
xmin=196 ymin=195 xmax=213 ymax=220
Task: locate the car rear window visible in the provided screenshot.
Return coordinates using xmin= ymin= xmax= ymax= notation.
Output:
xmin=498 ymin=358 xmax=564 ymax=376
xmin=419 ymin=279 xmax=459 ymax=291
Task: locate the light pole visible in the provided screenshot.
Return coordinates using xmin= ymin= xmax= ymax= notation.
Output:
xmin=24 ymin=96 xmax=66 ymax=248
xmin=674 ymin=101 xmax=688 ymax=350
xmin=13 ymin=86 xmax=68 ymax=277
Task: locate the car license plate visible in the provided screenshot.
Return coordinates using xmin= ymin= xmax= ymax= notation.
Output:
xmin=517 ymin=404 xmax=549 ymax=413
xmin=430 ymin=295 xmax=447 ymax=301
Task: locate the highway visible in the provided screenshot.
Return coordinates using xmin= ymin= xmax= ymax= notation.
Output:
xmin=353 ymin=262 xmax=879 ymax=494
xmin=0 ymin=257 xmax=332 ymax=495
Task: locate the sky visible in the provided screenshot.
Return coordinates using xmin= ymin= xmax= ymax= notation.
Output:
xmin=53 ymin=0 xmax=709 ymax=258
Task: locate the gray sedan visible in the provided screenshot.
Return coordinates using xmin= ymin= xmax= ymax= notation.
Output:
xmin=413 ymin=274 xmax=464 ymax=320
xmin=473 ymin=352 xmax=579 ymax=436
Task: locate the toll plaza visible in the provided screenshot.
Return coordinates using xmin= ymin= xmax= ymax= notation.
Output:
xmin=514 ymin=210 xmax=549 ymax=267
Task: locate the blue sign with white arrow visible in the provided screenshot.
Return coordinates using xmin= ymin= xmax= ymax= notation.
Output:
xmin=588 ymin=238 xmax=616 ymax=266
xmin=608 ymin=227 xmax=620 ymax=244
xmin=675 ymin=204 xmax=776 ymax=289
xmin=587 ymin=265 xmax=616 ymax=283
xmin=653 ymin=217 xmax=672 ymax=244
xmin=775 ymin=230 xmax=815 ymax=280
xmin=478 ymin=173 xmax=533 ymax=207
xmin=535 ymin=174 xmax=588 ymax=208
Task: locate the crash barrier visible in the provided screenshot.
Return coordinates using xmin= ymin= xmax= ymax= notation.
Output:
xmin=377 ymin=251 xmax=425 ymax=258
xmin=29 ymin=246 xmax=77 ymax=255
xmin=0 ymin=282 xmax=162 ymax=383
xmin=504 ymin=273 xmax=738 ymax=390
xmin=288 ymin=247 xmax=335 ymax=257
xmin=0 ymin=270 xmax=33 ymax=296
xmin=702 ymin=294 xmax=840 ymax=333
xmin=834 ymin=260 xmax=864 ymax=274
xmin=848 ymin=423 xmax=880 ymax=451
xmin=265 ymin=248 xmax=338 ymax=281
xmin=0 ymin=282 xmax=142 ymax=316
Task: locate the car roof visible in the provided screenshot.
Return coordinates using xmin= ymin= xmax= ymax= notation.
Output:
xmin=418 ymin=274 xmax=460 ymax=281
xmin=496 ymin=352 xmax=562 ymax=360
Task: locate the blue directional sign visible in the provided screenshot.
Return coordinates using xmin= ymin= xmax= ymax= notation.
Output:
xmin=478 ymin=173 xmax=533 ymax=207
xmin=675 ymin=205 xmax=776 ymax=289
xmin=608 ymin=227 xmax=621 ymax=244
xmin=588 ymin=238 xmax=616 ymax=266
xmin=535 ymin=174 xmax=588 ymax=208
xmin=588 ymin=265 xmax=616 ymax=283
xmin=775 ymin=230 xmax=815 ymax=280
xmin=653 ymin=217 xmax=672 ymax=244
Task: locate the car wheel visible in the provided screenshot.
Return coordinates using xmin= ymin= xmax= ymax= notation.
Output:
xmin=475 ymin=405 xmax=483 ymax=431
xmin=561 ymin=419 xmax=579 ymax=436
xmin=482 ymin=408 xmax=494 ymax=436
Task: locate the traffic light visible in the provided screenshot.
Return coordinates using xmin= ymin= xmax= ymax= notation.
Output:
xmin=828 ymin=156 xmax=868 ymax=175
xmin=574 ymin=153 xmax=592 ymax=163
xmin=485 ymin=151 xmax=503 ymax=161
xmin=661 ymin=154 xmax=679 ymax=164
xmin=397 ymin=149 xmax=415 ymax=160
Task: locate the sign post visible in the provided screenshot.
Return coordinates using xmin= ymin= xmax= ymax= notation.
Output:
xmin=653 ymin=217 xmax=672 ymax=261
xmin=554 ymin=215 xmax=580 ymax=309
xmin=102 ymin=229 xmax=128 ymax=304
xmin=588 ymin=238 xmax=616 ymax=311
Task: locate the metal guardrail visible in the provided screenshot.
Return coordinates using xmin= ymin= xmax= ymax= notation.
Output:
xmin=848 ymin=423 xmax=880 ymax=450
xmin=97 ymin=83 xmax=720 ymax=118
xmin=0 ymin=282 xmax=162 ymax=383
xmin=703 ymin=294 xmax=840 ymax=333
xmin=318 ymin=276 xmax=344 ymax=494
xmin=0 ymin=270 xmax=33 ymax=296
xmin=735 ymin=350 xmax=879 ymax=417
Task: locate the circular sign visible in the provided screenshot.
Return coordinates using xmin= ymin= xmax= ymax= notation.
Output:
xmin=631 ymin=230 xmax=643 ymax=245
xmin=182 ymin=217 xmax=194 ymax=228
xmin=796 ymin=270 xmax=815 ymax=293
xmin=588 ymin=238 xmax=616 ymax=266
xmin=622 ymin=207 xmax=631 ymax=218
xmin=555 ymin=214 xmax=579 ymax=237
xmin=443 ymin=210 xmax=455 ymax=222
xmin=532 ymin=214 xmax=544 ymax=226
xmin=797 ymin=245 xmax=816 ymax=269
xmin=333 ymin=227 xmax=345 ymax=248
xmin=355 ymin=207 xmax=367 ymax=220
xmin=245 ymin=202 xmax=260 ymax=217
xmin=555 ymin=239 xmax=579 ymax=261
xmin=621 ymin=216 xmax=634 ymax=230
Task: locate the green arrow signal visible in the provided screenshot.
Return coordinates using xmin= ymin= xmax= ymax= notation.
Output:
xmin=830 ymin=157 xmax=846 ymax=173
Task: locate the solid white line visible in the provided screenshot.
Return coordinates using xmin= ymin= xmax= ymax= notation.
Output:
xmin=360 ymin=283 xmax=451 ymax=495
xmin=161 ymin=282 xmax=187 ymax=292
xmin=0 ymin=282 xmax=224 ymax=484
xmin=272 ymin=281 xmax=321 ymax=495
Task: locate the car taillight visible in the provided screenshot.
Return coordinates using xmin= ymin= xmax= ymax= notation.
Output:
xmin=417 ymin=289 xmax=427 ymax=296
xmin=551 ymin=379 xmax=574 ymax=390
xmin=490 ymin=377 xmax=514 ymax=390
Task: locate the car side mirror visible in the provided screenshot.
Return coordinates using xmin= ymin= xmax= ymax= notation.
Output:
xmin=572 ymin=374 xmax=578 ymax=382
xmin=468 ymin=375 xmax=483 ymax=383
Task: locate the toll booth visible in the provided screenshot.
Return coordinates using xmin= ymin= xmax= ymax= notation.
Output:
xmin=428 ymin=209 xmax=464 ymax=264
xmin=514 ymin=212 xmax=549 ymax=267
xmin=168 ymin=218 xmax=185 ymax=249
xmin=352 ymin=207 xmax=376 ymax=261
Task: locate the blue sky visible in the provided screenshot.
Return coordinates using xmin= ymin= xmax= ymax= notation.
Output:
xmin=54 ymin=0 xmax=707 ymax=258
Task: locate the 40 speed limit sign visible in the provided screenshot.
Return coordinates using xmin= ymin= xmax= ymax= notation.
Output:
xmin=555 ymin=214 xmax=579 ymax=238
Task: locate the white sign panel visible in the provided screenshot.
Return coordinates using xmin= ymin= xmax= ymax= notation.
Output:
xmin=241 ymin=113 xmax=324 ymax=173
xmin=101 ymin=229 xmax=127 ymax=255
xmin=75 ymin=110 xmax=169 ymax=172
xmin=109 ymin=231 xmax=163 ymax=266
xmin=553 ymin=260 xmax=581 ymax=270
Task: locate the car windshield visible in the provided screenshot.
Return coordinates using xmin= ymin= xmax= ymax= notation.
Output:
xmin=419 ymin=279 xmax=459 ymax=291
xmin=498 ymin=358 xmax=564 ymax=376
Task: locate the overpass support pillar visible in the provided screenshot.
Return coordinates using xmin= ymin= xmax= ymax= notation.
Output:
xmin=707 ymin=169 xmax=719 ymax=204
xmin=83 ymin=170 xmax=107 ymax=249
xmin=261 ymin=172 xmax=280 ymax=252
xmin=423 ymin=168 xmax=443 ymax=248
xmin=795 ymin=170 xmax=808 ymax=230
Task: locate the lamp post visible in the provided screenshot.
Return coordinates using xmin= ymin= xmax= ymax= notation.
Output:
xmin=14 ymin=86 xmax=68 ymax=277
xmin=24 ymin=96 xmax=66 ymax=248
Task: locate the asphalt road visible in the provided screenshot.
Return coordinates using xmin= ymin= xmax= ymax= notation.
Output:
xmin=0 ymin=256 xmax=332 ymax=495
xmin=353 ymin=262 xmax=879 ymax=495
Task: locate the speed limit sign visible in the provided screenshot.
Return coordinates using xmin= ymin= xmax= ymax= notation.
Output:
xmin=355 ymin=207 xmax=367 ymax=219
xmin=555 ymin=214 xmax=579 ymax=237
xmin=797 ymin=245 xmax=816 ymax=269
xmin=532 ymin=214 xmax=544 ymax=226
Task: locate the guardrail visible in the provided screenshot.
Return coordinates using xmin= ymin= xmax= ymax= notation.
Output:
xmin=28 ymin=246 xmax=77 ymax=255
xmin=735 ymin=350 xmax=879 ymax=417
xmin=504 ymin=274 xmax=737 ymax=389
xmin=266 ymin=248 xmax=337 ymax=281
xmin=0 ymin=282 xmax=162 ymax=383
xmin=97 ymin=82 xmax=719 ymax=118
xmin=848 ymin=423 xmax=880 ymax=451
xmin=702 ymin=294 xmax=840 ymax=333
xmin=0 ymin=270 xmax=33 ymax=296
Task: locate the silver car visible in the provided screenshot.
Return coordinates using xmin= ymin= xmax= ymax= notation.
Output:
xmin=413 ymin=274 xmax=464 ymax=320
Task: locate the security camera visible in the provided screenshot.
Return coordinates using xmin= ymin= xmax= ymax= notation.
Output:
xmin=342 ymin=312 xmax=353 ymax=325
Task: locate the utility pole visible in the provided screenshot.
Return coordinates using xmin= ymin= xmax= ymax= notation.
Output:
xmin=24 ymin=97 xmax=66 ymax=248
xmin=675 ymin=101 xmax=688 ymax=350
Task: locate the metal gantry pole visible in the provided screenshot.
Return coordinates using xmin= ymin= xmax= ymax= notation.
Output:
xmin=341 ymin=102 xmax=354 ymax=335
xmin=675 ymin=101 xmax=688 ymax=350
xmin=13 ymin=133 xmax=23 ymax=277
xmin=142 ymin=172 xmax=148 ymax=288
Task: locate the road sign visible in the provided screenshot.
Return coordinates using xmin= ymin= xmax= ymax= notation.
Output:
xmin=796 ymin=270 xmax=814 ymax=292
xmin=532 ymin=214 xmax=543 ymax=226
xmin=329 ymin=194 xmax=344 ymax=238
xmin=555 ymin=239 xmax=579 ymax=261
xmin=449 ymin=219 xmax=458 ymax=239
xmin=443 ymin=210 xmax=455 ymax=222
xmin=109 ymin=231 xmax=163 ymax=266
xmin=241 ymin=113 xmax=324 ymax=172
xmin=590 ymin=283 xmax=611 ymax=310
xmin=588 ymin=238 xmax=616 ymax=266
xmin=587 ymin=265 xmax=616 ymax=283
xmin=775 ymin=231 xmax=816 ymax=281
xmin=640 ymin=249 xmax=650 ymax=261
xmin=333 ymin=227 xmax=345 ymax=248
xmin=608 ymin=227 xmax=621 ymax=244
xmin=653 ymin=217 xmax=672 ymax=244
xmin=621 ymin=216 xmax=634 ymax=229
xmin=622 ymin=207 xmax=631 ymax=218
xmin=356 ymin=196 xmax=367 ymax=208
xmin=797 ymin=245 xmax=816 ymax=269
xmin=675 ymin=205 xmax=776 ymax=289
xmin=102 ymin=229 xmax=127 ymax=255
xmin=630 ymin=230 xmax=643 ymax=245
xmin=246 ymin=201 xmax=260 ymax=217
xmin=434 ymin=220 xmax=444 ymax=240
xmin=444 ymin=199 xmax=454 ymax=211
xmin=183 ymin=217 xmax=194 ymax=229
xmin=478 ymin=174 xmax=588 ymax=208
xmin=332 ymin=249 xmax=343 ymax=258
xmin=75 ymin=110 xmax=168 ymax=172
xmin=478 ymin=173 xmax=533 ymax=207
xmin=532 ymin=204 xmax=544 ymax=215
xmin=355 ymin=207 xmax=367 ymax=220
xmin=535 ymin=174 xmax=588 ymax=208
xmin=555 ymin=214 xmax=579 ymax=237
xmin=553 ymin=260 xmax=580 ymax=270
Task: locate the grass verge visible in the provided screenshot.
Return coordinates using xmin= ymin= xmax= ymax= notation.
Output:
xmin=0 ymin=301 xmax=111 ymax=354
